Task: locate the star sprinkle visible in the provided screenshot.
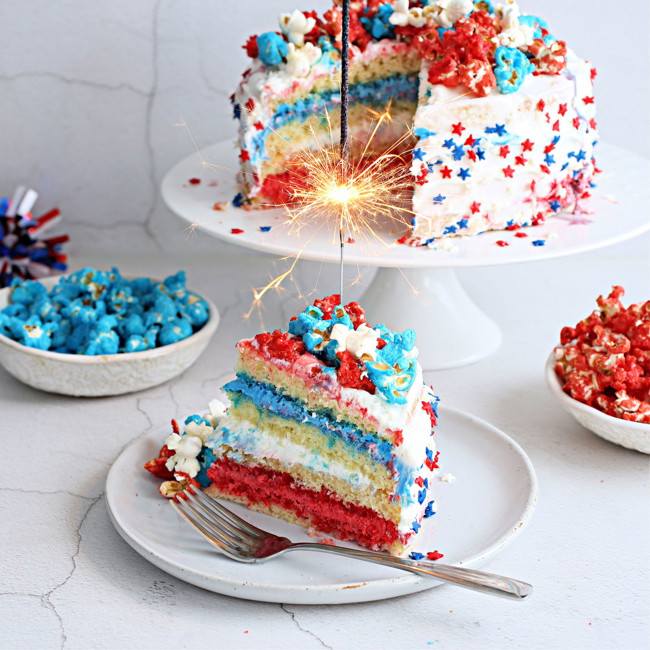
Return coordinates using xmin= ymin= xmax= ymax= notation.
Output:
xmin=457 ymin=168 xmax=471 ymax=180
xmin=451 ymin=122 xmax=465 ymax=135
xmin=521 ymin=139 xmax=534 ymax=151
xmin=502 ymin=166 xmax=514 ymax=178
xmin=440 ymin=166 xmax=452 ymax=179
xmin=413 ymin=148 xmax=426 ymax=161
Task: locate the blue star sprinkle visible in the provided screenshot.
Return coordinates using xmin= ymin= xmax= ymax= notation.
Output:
xmin=442 ymin=138 xmax=455 ymax=149
xmin=544 ymin=153 xmax=555 ymax=166
xmin=259 ymin=226 xmax=271 ymax=232
xmin=456 ymin=217 xmax=469 ymax=229
xmin=432 ymin=194 xmax=446 ymax=204
xmin=548 ymin=199 xmax=561 ymax=212
xmin=532 ymin=239 xmax=546 ymax=246
xmin=413 ymin=148 xmax=426 ymax=161
xmin=485 ymin=123 xmax=507 ymax=136
xmin=409 ymin=552 xmax=425 ymax=560
xmin=457 ymin=168 xmax=471 ymax=180
xmin=476 ymin=148 xmax=486 ymax=160
xmin=452 ymin=145 xmax=465 ymax=161
xmin=443 ymin=225 xmax=457 ymax=235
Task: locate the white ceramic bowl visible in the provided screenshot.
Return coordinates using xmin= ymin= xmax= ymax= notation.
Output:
xmin=0 ymin=275 xmax=219 ymax=397
xmin=545 ymin=353 xmax=650 ymax=454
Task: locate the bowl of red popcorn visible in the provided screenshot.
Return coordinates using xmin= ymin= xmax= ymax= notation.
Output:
xmin=0 ymin=267 xmax=219 ymax=396
xmin=546 ymin=286 xmax=650 ymax=454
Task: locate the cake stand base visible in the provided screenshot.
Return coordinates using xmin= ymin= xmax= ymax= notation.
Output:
xmin=361 ymin=267 xmax=502 ymax=370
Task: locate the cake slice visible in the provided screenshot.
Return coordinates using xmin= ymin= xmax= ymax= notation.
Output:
xmin=146 ymin=295 xmax=440 ymax=555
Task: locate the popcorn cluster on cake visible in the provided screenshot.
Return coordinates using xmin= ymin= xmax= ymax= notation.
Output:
xmin=232 ymin=0 xmax=597 ymax=243
xmin=146 ymin=295 xmax=441 ymax=556
xmin=554 ymin=287 xmax=650 ymax=424
xmin=0 ymin=268 xmax=209 ymax=354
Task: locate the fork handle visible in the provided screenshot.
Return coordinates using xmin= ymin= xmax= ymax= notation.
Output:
xmin=289 ymin=543 xmax=532 ymax=600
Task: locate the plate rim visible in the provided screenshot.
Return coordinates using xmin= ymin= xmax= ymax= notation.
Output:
xmin=105 ymin=404 xmax=538 ymax=603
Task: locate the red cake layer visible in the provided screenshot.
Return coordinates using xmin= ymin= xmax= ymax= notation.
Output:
xmin=206 ymin=457 xmax=400 ymax=551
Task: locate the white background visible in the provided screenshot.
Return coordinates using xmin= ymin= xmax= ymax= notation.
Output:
xmin=0 ymin=0 xmax=647 ymax=256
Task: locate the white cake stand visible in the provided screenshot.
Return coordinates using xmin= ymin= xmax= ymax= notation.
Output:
xmin=161 ymin=141 xmax=649 ymax=370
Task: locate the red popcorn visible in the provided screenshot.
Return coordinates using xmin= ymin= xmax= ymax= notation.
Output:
xmin=554 ymin=287 xmax=650 ymax=423
xmin=144 ymin=444 xmax=175 ymax=479
xmin=243 ymin=34 xmax=259 ymax=59
xmin=336 ymin=350 xmax=376 ymax=394
xmin=529 ymin=38 xmax=567 ymax=75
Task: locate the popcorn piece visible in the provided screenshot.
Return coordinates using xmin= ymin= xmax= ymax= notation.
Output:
xmin=285 ymin=42 xmax=322 ymax=77
xmin=279 ymin=10 xmax=316 ymax=47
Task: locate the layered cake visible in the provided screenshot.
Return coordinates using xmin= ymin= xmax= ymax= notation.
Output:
xmin=232 ymin=1 xmax=597 ymax=243
xmin=146 ymin=295 xmax=440 ymax=555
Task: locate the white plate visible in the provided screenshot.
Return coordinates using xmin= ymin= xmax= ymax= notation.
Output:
xmin=106 ymin=405 xmax=537 ymax=604
xmin=161 ymin=140 xmax=650 ymax=268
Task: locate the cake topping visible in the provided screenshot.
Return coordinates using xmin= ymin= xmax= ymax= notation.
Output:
xmin=243 ymin=1 xmax=568 ymax=98
xmin=285 ymin=295 xmax=417 ymax=404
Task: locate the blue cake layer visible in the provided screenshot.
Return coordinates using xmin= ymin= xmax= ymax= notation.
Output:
xmin=222 ymin=374 xmax=422 ymax=505
xmin=247 ymin=72 xmax=418 ymax=166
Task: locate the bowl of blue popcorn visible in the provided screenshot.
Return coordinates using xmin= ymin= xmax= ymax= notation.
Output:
xmin=0 ymin=267 xmax=219 ymax=396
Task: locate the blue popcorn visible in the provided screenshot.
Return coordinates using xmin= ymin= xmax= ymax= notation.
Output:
xmin=256 ymin=32 xmax=288 ymax=67
xmin=184 ymin=296 xmax=209 ymax=328
xmin=360 ymin=4 xmax=395 ymax=40
xmin=124 ymin=335 xmax=149 ymax=353
xmin=495 ymin=47 xmax=535 ymax=94
xmin=19 ymin=316 xmax=56 ymax=350
xmin=159 ymin=316 xmax=193 ymax=346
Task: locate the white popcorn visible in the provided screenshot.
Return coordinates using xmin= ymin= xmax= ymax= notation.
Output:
xmin=390 ymin=0 xmax=427 ymax=28
xmin=164 ymin=432 xmax=203 ymax=478
xmin=183 ymin=420 xmax=213 ymax=443
xmin=425 ymin=0 xmax=474 ymax=29
xmin=346 ymin=324 xmax=381 ymax=361
xmin=285 ymin=42 xmax=322 ymax=77
xmin=279 ymin=10 xmax=316 ymax=47
xmin=492 ymin=5 xmax=534 ymax=48
xmin=204 ymin=398 xmax=227 ymax=428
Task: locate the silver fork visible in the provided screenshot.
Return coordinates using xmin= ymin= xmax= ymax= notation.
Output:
xmin=171 ymin=488 xmax=532 ymax=600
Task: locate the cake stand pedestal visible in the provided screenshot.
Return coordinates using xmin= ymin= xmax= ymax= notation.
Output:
xmin=161 ymin=140 xmax=649 ymax=370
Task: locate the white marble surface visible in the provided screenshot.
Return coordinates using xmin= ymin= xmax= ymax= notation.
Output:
xmin=1 ymin=231 xmax=649 ymax=649
xmin=0 ymin=0 xmax=648 ymax=257
xmin=1 ymin=0 xmax=649 ymax=647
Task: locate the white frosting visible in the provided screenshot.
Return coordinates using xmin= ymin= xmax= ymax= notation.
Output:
xmin=286 ymin=42 xmax=322 ymax=78
xmin=410 ymin=49 xmax=597 ymax=239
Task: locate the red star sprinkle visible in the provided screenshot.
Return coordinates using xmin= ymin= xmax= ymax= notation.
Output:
xmin=540 ymin=164 xmax=551 ymax=174
xmin=415 ymin=477 xmax=425 ymax=487
xmin=451 ymin=122 xmax=465 ymax=135
xmin=253 ymin=122 xmax=264 ymax=131
xmin=573 ymin=117 xmax=581 ymax=129
xmin=470 ymin=201 xmax=481 ymax=214
xmin=231 ymin=228 xmax=244 ymax=234
xmin=590 ymin=67 xmax=597 ymax=80
xmin=544 ymin=143 xmax=555 ymax=154
xmin=245 ymin=98 xmax=255 ymax=113
xmin=536 ymin=99 xmax=545 ymax=111
xmin=502 ymin=166 xmax=514 ymax=178
xmin=427 ymin=551 xmax=444 ymax=561
xmin=532 ymin=212 xmax=544 ymax=226
xmin=239 ymin=149 xmax=250 ymax=162
xmin=521 ymin=139 xmax=534 ymax=152
xmin=440 ymin=166 xmax=452 ymax=179
xmin=589 ymin=118 xmax=598 ymax=130
xmin=499 ymin=145 xmax=510 ymax=158
xmin=496 ymin=240 xmax=509 ymax=247
xmin=464 ymin=134 xmax=476 ymax=146
xmin=552 ymin=120 xmax=560 ymax=132
xmin=467 ymin=150 xmax=477 ymax=162
xmin=515 ymin=232 xmax=528 ymax=238
xmin=583 ymin=96 xmax=595 ymax=104
xmin=515 ymin=155 xmax=527 ymax=166
xmin=558 ymin=103 xmax=568 ymax=116
xmin=188 ymin=178 xmax=201 ymax=185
